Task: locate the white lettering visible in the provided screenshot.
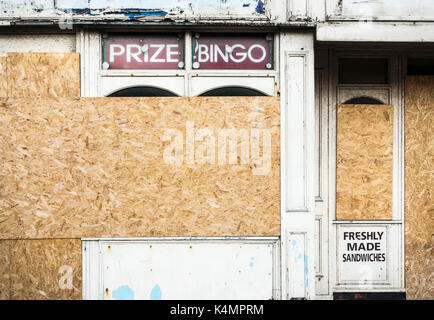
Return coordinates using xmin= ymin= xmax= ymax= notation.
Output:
xmin=198 ymin=44 xmax=209 ymax=63
xmin=126 ymin=44 xmax=142 ymax=63
xmin=166 ymin=44 xmax=179 ymax=63
xmin=230 ymin=44 xmax=247 ymax=63
xmin=248 ymin=44 xmax=266 ymax=63
xmin=109 ymin=44 xmax=125 ymax=63
xmin=150 ymin=44 xmax=165 ymax=63
xmin=214 ymin=44 xmax=229 ymax=63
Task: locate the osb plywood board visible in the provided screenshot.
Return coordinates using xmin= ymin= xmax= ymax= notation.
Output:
xmin=336 ymin=104 xmax=393 ymax=220
xmin=9 ymin=239 xmax=81 ymax=300
xmin=0 ymin=97 xmax=280 ymax=238
xmin=6 ymin=53 xmax=80 ymax=98
xmin=0 ymin=56 xmax=7 ymax=98
xmin=404 ymin=76 xmax=434 ymax=300
xmin=0 ymin=240 xmax=11 ymax=299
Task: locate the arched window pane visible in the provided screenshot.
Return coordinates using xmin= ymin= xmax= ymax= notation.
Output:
xmin=199 ymin=87 xmax=267 ymax=96
xmin=108 ymin=87 xmax=177 ymax=97
xmin=344 ymin=97 xmax=384 ymax=104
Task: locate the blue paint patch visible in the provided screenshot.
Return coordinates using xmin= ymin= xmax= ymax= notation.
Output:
xmin=292 ymin=240 xmax=297 ymax=247
xmin=224 ymin=282 xmax=228 ymax=286
xmin=297 ymin=253 xmax=302 ymax=259
xmin=124 ymin=10 xmax=167 ymax=18
xmin=150 ymin=284 xmax=162 ymax=300
xmin=304 ymin=255 xmax=309 ymax=288
xmin=112 ymin=285 xmax=134 ymax=300
xmin=249 ymin=257 xmax=255 ymax=267
xmin=255 ymin=0 xmax=265 ymax=14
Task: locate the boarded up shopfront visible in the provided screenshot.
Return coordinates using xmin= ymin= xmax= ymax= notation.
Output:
xmin=0 ymin=52 xmax=280 ymax=299
xmin=404 ymin=76 xmax=434 ymax=300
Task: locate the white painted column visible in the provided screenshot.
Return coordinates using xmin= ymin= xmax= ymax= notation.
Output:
xmin=76 ymin=29 xmax=101 ymax=97
xmin=280 ymin=31 xmax=316 ymax=300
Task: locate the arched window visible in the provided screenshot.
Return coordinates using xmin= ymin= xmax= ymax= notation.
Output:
xmin=108 ymin=86 xmax=178 ymax=97
xmin=343 ymin=96 xmax=384 ymax=104
xmin=199 ymin=87 xmax=267 ymax=97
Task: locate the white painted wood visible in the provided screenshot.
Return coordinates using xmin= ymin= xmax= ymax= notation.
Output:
xmin=82 ymin=237 xmax=280 ymax=300
xmin=325 ymin=0 xmax=342 ymax=18
xmin=288 ymin=0 xmax=308 ymax=18
xmin=313 ymin=48 xmax=330 ymax=297
xmin=100 ymin=76 xmax=185 ymax=97
xmin=317 ymin=22 xmax=434 ymax=42
xmin=77 ymin=30 xmax=100 ymax=97
xmin=337 ymin=87 xmax=391 ymax=104
xmin=287 ymin=232 xmax=308 ymax=298
xmin=190 ymin=76 xmax=275 ymax=96
xmin=326 ymin=49 xmax=405 ymax=294
xmin=82 ymin=240 xmax=103 ymax=300
xmin=340 ymin=0 xmax=434 ymax=20
xmin=0 ymin=34 xmax=76 ymax=56
xmin=280 ymin=31 xmax=316 ymax=300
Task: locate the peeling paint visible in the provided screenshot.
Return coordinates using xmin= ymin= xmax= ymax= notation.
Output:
xmin=255 ymin=0 xmax=264 ymax=14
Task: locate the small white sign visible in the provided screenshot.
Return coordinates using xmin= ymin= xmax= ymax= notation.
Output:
xmin=338 ymin=225 xmax=388 ymax=284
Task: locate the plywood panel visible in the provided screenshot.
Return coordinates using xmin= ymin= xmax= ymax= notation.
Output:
xmin=0 ymin=240 xmax=11 ymax=299
xmin=0 ymin=56 xmax=7 ymax=98
xmin=0 ymin=97 xmax=280 ymax=238
xmin=9 ymin=239 xmax=81 ymax=300
xmin=336 ymin=104 xmax=393 ymax=220
xmin=404 ymin=76 xmax=434 ymax=300
xmin=6 ymin=53 xmax=80 ymax=98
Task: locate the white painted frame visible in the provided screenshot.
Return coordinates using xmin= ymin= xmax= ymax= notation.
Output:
xmin=82 ymin=236 xmax=281 ymax=300
xmin=280 ymin=31 xmax=316 ymax=300
xmin=326 ymin=50 xmax=405 ymax=294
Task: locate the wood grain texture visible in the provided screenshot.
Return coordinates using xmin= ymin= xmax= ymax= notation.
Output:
xmin=0 ymin=97 xmax=280 ymax=238
xmin=9 ymin=239 xmax=81 ymax=300
xmin=0 ymin=57 xmax=6 ymax=98
xmin=6 ymin=53 xmax=80 ymax=98
xmin=336 ymin=104 xmax=393 ymax=220
xmin=404 ymin=76 xmax=434 ymax=300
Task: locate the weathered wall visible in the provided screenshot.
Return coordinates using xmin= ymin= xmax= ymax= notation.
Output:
xmin=404 ymin=76 xmax=434 ymax=300
xmin=336 ymin=104 xmax=394 ymax=220
xmin=0 ymin=35 xmax=76 ymax=56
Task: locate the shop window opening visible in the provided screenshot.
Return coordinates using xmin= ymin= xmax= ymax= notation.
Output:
xmin=199 ymin=87 xmax=267 ymax=96
xmin=108 ymin=86 xmax=178 ymax=97
xmin=343 ymin=97 xmax=384 ymax=104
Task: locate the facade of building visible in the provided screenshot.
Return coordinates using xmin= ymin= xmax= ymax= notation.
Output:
xmin=0 ymin=0 xmax=432 ymax=300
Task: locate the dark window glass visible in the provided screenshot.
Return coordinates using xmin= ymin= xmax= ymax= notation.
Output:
xmin=344 ymin=97 xmax=384 ymax=104
xmin=200 ymin=87 xmax=266 ymax=96
xmin=108 ymin=87 xmax=177 ymax=97
xmin=339 ymin=58 xmax=388 ymax=84
xmin=407 ymin=58 xmax=434 ymax=75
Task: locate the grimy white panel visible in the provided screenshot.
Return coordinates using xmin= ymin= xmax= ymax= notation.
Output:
xmin=287 ymin=233 xmax=308 ymax=298
xmin=337 ymin=225 xmax=387 ymax=285
xmin=341 ymin=0 xmax=434 ymax=19
xmin=280 ymin=31 xmax=316 ymax=300
xmin=99 ymin=240 xmax=274 ymax=300
xmin=285 ymin=55 xmax=306 ymax=211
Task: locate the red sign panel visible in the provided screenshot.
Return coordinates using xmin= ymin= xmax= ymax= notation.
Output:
xmin=103 ymin=34 xmax=184 ymax=70
xmin=192 ymin=34 xmax=273 ymax=70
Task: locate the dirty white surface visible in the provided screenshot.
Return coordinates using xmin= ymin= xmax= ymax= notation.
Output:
xmin=83 ymin=238 xmax=278 ymax=300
